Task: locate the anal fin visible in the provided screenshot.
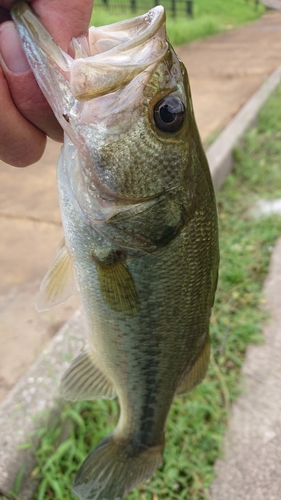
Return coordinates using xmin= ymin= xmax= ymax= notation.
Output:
xmin=176 ymin=334 xmax=210 ymax=396
xmin=60 ymin=349 xmax=116 ymax=401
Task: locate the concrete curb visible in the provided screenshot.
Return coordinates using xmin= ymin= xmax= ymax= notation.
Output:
xmin=1 ymin=68 xmax=281 ymax=499
xmin=261 ymin=0 xmax=281 ymax=10
xmin=207 ymin=65 xmax=281 ymax=191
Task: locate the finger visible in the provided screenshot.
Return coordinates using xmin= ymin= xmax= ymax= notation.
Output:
xmin=0 ymin=64 xmax=47 ymax=166
xmin=32 ymin=0 xmax=93 ymax=50
xmin=0 ymin=0 xmax=93 ymax=167
xmin=0 ymin=21 xmax=63 ymax=142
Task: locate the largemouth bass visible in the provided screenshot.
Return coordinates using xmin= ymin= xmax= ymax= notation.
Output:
xmin=12 ymin=3 xmax=219 ymax=499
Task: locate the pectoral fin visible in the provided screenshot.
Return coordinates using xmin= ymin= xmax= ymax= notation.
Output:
xmin=176 ymin=334 xmax=210 ymax=396
xmin=94 ymin=257 xmax=139 ymax=315
xmin=36 ymin=238 xmax=77 ymax=311
xmin=60 ymin=349 xmax=116 ymax=401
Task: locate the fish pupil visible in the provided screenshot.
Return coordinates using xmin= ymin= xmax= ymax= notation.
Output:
xmin=153 ymin=96 xmax=185 ymax=133
xmin=160 ymin=104 xmax=175 ymax=123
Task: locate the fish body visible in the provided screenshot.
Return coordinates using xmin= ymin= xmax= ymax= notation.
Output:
xmin=12 ymin=3 xmax=219 ymax=500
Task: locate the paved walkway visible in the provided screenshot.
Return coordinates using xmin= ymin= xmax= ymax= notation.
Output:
xmin=177 ymin=9 xmax=281 ymax=143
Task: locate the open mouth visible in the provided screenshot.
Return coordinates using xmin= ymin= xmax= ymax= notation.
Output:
xmin=70 ymin=6 xmax=168 ymax=100
xmin=13 ymin=2 xmax=168 ymax=101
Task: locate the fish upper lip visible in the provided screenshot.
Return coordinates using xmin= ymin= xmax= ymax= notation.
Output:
xmin=70 ymin=6 xmax=168 ymax=100
xmin=87 ymin=6 xmax=166 ymax=58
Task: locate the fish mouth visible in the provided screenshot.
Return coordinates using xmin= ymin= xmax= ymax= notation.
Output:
xmin=70 ymin=6 xmax=168 ymax=100
xmin=12 ymin=2 xmax=168 ymax=101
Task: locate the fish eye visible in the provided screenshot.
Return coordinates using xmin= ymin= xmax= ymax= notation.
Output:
xmin=153 ymin=96 xmax=185 ymax=133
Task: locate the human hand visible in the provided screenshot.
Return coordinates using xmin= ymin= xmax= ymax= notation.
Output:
xmin=0 ymin=0 xmax=93 ymax=166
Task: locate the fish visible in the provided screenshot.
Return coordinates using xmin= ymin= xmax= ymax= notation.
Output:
xmin=11 ymin=2 xmax=219 ymax=499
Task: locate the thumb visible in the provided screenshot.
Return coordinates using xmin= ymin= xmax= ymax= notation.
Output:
xmin=31 ymin=0 xmax=93 ymax=51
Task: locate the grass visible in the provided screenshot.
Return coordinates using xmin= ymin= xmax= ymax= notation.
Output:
xmin=5 ymin=85 xmax=281 ymax=500
xmin=90 ymin=0 xmax=265 ymax=46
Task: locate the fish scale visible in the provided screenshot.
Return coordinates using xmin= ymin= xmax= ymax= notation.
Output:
xmin=97 ymin=131 xmax=187 ymax=199
xmin=11 ymin=2 xmax=219 ymax=500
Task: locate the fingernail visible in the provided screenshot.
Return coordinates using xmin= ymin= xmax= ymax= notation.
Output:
xmin=0 ymin=21 xmax=30 ymax=73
